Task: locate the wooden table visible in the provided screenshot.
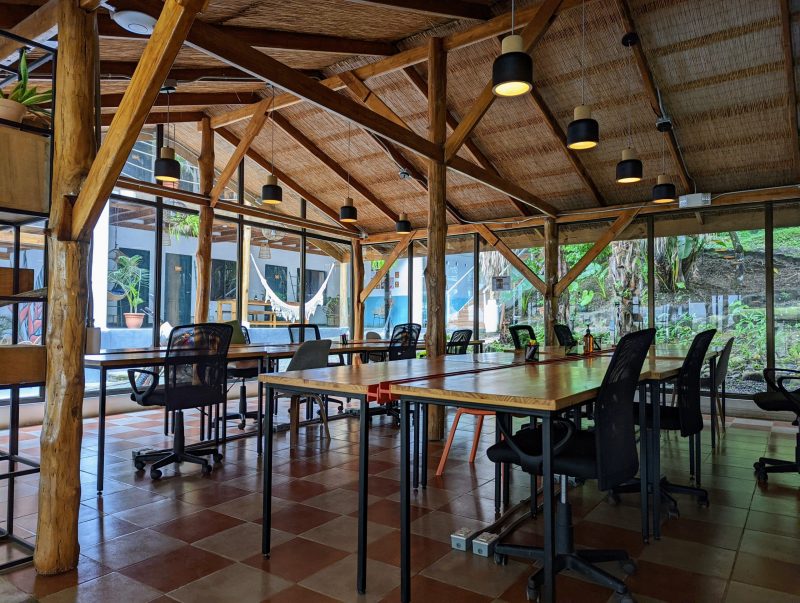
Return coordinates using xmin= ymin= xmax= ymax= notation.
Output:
xmin=260 ymin=347 xmax=718 ymax=603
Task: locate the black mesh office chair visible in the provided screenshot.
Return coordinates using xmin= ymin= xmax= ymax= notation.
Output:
xmin=288 ymin=323 xmax=344 ymax=366
xmin=553 ymin=323 xmax=578 ymax=347
xmin=130 ymin=323 xmax=232 ymax=480
xmin=446 ymin=329 xmax=472 ymax=355
xmin=387 ymin=323 xmax=421 ymax=360
xmin=361 ymin=330 xmax=385 ymax=363
xmin=614 ymin=329 xmax=716 ymax=514
xmin=509 ymin=324 xmax=535 ymax=350
xmin=488 ymin=328 xmax=655 ymax=603
xmin=222 ymin=325 xmax=259 ymax=431
xmin=753 ymin=368 xmax=800 ymax=482
xmin=700 ymin=336 xmax=733 ymax=442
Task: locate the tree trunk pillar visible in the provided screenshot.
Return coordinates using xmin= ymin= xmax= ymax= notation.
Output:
xmin=544 ymin=218 xmax=559 ymax=345
xmin=195 ymin=117 xmax=214 ymax=322
xmin=35 ymin=0 xmax=97 ymax=575
xmin=425 ymin=37 xmax=447 ymax=440
xmin=352 ymin=241 xmax=364 ymax=341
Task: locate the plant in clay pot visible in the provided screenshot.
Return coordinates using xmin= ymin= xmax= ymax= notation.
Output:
xmin=108 ymin=254 xmax=149 ymax=328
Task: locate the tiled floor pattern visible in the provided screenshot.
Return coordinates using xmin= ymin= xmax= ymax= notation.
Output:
xmin=0 ymin=400 xmax=797 ymax=602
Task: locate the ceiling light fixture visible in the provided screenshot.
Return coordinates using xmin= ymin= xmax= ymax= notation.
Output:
xmin=154 ymin=85 xmax=180 ymax=183
xmin=340 ymin=122 xmax=357 ymax=223
xmin=395 ymin=213 xmax=411 ymax=234
xmin=652 ymin=121 xmax=676 ymax=203
xmin=566 ymin=0 xmax=599 ymax=150
xmin=262 ymin=85 xmax=283 ymax=205
xmin=492 ymin=0 xmax=533 ymax=98
xmin=616 ymin=32 xmax=642 ymax=184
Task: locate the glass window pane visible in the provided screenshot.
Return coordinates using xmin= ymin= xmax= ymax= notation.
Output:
xmin=162 ymin=208 xmax=198 ymax=330
xmin=306 ymin=237 xmax=351 ymax=337
xmin=363 ymin=243 xmax=409 ymax=338
xmin=209 ymin=218 xmax=238 ymax=322
xmin=774 ymin=203 xmax=800 ymax=371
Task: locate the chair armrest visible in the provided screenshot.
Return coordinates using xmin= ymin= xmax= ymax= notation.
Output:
xmin=495 ymin=414 xmax=576 ymax=474
xmin=128 ymin=369 xmax=159 ymax=400
xmin=776 ymin=374 xmax=800 ymax=414
xmin=764 ymin=368 xmax=800 ymax=392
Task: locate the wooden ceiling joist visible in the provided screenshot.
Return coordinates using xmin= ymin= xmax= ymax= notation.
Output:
xmin=210 ymin=98 xmax=272 ymax=206
xmin=476 ymin=224 xmax=546 ymax=294
xmin=614 ymin=0 xmax=691 ymax=193
xmin=26 ymin=61 xmax=253 ymax=83
xmin=778 ymin=0 xmax=800 ymax=177
xmin=70 ymin=0 xmax=206 ymax=241
xmin=270 ymin=111 xmax=398 ymax=224
xmin=208 ymin=0 xmax=583 ymax=130
xmin=445 ymin=0 xmax=564 ymax=163
xmin=345 ymin=0 xmax=491 ymax=21
xmin=360 ymin=231 xmax=417 ymax=302
xmin=216 ymin=126 xmax=359 ymax=233
xmin=401 ymin=65 xmax=534 ymax=218
xmin=100 ymin=110 xmax=204 ymax=127
xmin=554 ymin=208 xmax=639 ymax=296
xmin=100 ymin=91 xmax=261 ymax=109
xmin=0 ymin=0 xmax=57 ymax=64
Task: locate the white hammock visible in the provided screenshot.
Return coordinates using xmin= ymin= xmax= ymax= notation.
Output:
xmin=250 ymin=254 xmax=334 ymax=323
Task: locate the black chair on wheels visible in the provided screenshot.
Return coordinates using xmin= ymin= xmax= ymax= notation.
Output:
xmin=446 ymin=329 xmax=472 ymax=355
xmin=387 ymin=323 xmax=421 ymax=360
xmin=488 ymin=328 xmax=655 ymax=603
xmin=130 ymin=323 xmax=233 ymax=480
xmin=222 ymin=325 xmax=259 ymax=431
xmin=553 ymin=323 xmax=578 ymax=348
xmin=509 ymin=324 xmax=536 ymax=350
xmin=288 ymin=323 xmax=345 ymax=367
xmin=700 ymin=336 xmax=734 ymax=447
xmin=753 ymin=368 xmax=800 ymax=482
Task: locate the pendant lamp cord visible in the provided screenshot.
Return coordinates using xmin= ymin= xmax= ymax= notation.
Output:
xmin=346 ymin=121 xmax=352 ymax=198
xmin=166 ymin=89 xmax=171 ymax=147
xmin=661 ymin=132 xmax=666 ymax=175
xmin=627 ymin=46 xmax=632 ymax=149
xmin=581 ymin=0 xmax=586 ymax=106
xmin=270 ymin=84 xmax=276 ymax=175
xmin=511 ymin=0 xmax=515 ymax=35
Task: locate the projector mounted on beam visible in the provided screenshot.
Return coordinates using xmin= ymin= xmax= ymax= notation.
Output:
xmin=678 ymin=193 xmax=711 ymax=209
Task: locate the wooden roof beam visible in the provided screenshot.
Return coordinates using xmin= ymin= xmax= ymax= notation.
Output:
xmin=100 ymin=110 xmax=204 ymax=127
xmin=476 ymin=224 xmax=546 ymax=294
xmin=614 ymin=0 xmax=691 ymax=192
xmin=270 ymin=111 xmax=397 ymax=224
xmin=445 ymin=0 xmax=564 ymax=163
xmin=401 ymin=64 xmax=534 ymax=218
xmin=70 ymin=0 xmax=206 ymax=241
xmin=345 ymin=0 xmax=491 ymax=21
xmin=360 ymin=231 xmax=417 ymax=302
xmin=554 ymin=208 xmax=639 ymax=296
xmin=0 ymin=0 xmax=57 ymax=64
xmin=448 ymin=155 xmax=558 ymax=218
xmin=207 ymin=0 xmax=585 ymax=130
xmin=779 ymin=0 xmax=800 ymax=177
xmin=216 ymin=126 xmax=360 ymax=233
xmin=100 ymin=91 xmax=261 ymax=108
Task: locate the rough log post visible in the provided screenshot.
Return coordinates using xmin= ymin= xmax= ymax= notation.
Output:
xmin=544 ymin=218 xmax=559 ymax=345
xmin=352 ymin=240 xmax=365 ymax=341
xmin=35 ymin=0 xmax=97 ymax=575
xmin=195 ymin=116 xmax=214 ymax=321
xmin=425 ymin=37 xmax=447 ymax=440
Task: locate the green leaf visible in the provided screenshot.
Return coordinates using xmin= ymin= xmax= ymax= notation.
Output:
xmin=18 ymin=50 xmax=28 ymax=91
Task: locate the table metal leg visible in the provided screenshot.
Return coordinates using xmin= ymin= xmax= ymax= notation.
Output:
xmin=639 ymin=383 xmax=649 ymax=543
xmin=502 ymin=413 xmax=511 ymax=509
xmin=413 ymin=402 xmax=420 ymax=490
xmin=400 ymin=400 xmax=411 ymax=603
xmin=652 ymin=382 xmax=662 ymax=540
xmin=357 ymin=395 xmax=370 ymax=594
xmin=262 ymin=384 xmax=274 ymax=557
xmin=494 ymin=413 xmax=501 ymax=514
xmin=541 ymin=414 xmax=556 ymax=603
xmin=7 ymin=387 xmax=18 ymax=533
xmin=421 ymin=403 xmax=428 ymax=489
xmin=709 ymin=357 xmax=717 ymax=450
xmin=97 ymin=367 xmax=107 ymax=495
xmin=257 ymin=357 xmax=265 ymax=455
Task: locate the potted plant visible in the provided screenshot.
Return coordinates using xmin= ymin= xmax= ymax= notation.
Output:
xmin=108 ymin=254 xmax=149 ymax=329
xmin=0 ymin=51 xmax=53 ymax=124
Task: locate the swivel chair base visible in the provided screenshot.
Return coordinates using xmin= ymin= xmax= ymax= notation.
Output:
xmin=134 ymin=410 xmax=222 ymax=480
xmin=493 ymin=500 xmax=637 ymax=603
xmin=754 ymin=429 xmax=799 ymax=482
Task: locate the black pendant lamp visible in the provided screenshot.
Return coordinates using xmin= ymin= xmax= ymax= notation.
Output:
xmin=492 ymin=0 xmax=532 ymax=97
xmin=262 ymin=85 xmax=283 ymax=205
xmin=340 ymin=122 xmax=357 ymax=223
xmin=566 ymin=0 xmax=599 ymax=151
xmin=616 ymin=33 xmax=642 ymax=183
xmin=154 ymin=86 xmax=180 ymax=183
xmin=652 ymin=126 xmax=676 ymax=203
xmin=395 ymin=212 xmax=411 ymax=234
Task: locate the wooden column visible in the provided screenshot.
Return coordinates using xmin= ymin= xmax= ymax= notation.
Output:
xmin=35 ymin=0 xmax=97 ymax=575
xmin=425 ymin=37 xmax=447 ymax=440
xmin=352 ymin=240 xmax=364 ymax=340
xmin=241 ymin=224 xmax=251 ymax=322
xmin=543 ymin=218 xmax=559 ymax=345
xmin=195 ymin=117 xmax=214 ymax=322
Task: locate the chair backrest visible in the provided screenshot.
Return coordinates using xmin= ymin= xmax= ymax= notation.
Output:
xmin=713 ymin=337 xmax=734 ymax=389
xmin=675 ymin=329 xmax=717 ymax=437
xmin=553 ymin=324 xmax=578 ymax=347
xmin=446 ymin=329 xmax=472 ymax=355
xmin=288 ymin=323 xmax=321 ymax=343
xmin=240 ymin=325 xmax=251 ymax=344
xmin=593 ymin=328 xmax=656 ymax=491
xmin=509 ymin=324 xmax=535 ymax=350
xmin=286 ymin=339 xmax=332 ymax=371
xmin=388 ymin=323 xmax=421 ymax=361
xmin=365 ymin=331 xmax=382 ymax=341
xmin=164 ymin=323 xmax=233 ymax=409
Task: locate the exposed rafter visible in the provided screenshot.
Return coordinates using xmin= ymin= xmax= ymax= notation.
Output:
xmin=476 ymin=224 xmax=546 ymax=294
xmin=779 ymin=0 xmax=800 ymax=177
xmin=101 ymin=91 xmax=262 ymax=108
xmin=345 ymin=0 xmax=491 ymax=21
xmin=216 ymin=127 xmax=359 ymax=233
xmin=29 ymin=62 xmax=255 ymax=83
xmin=270 ymin=111 xmax=398 ymax=224
xmin=445 ymin=0 xmax=564 ymax=162
xmin=0 ymin=0 xmax=57 ymax=64
xmin=614 ymin=0 xmax=692 ymax=192
xmin=100 ymin=110 xmax=204 ymax=127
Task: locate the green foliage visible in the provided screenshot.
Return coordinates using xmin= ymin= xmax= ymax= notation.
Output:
xmin=108 ymin=254 xmax=149 ymax=314
xmin=0 ymin=51 xmax=53 ymax=119
xmin=578 ymin=289 xmax=594 ymax=309
xmin=167 ymin=212 xmax=200 ymax=239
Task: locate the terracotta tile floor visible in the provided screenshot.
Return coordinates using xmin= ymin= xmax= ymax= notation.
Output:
xmin=0 ymin=401 xmax=798 ymax=602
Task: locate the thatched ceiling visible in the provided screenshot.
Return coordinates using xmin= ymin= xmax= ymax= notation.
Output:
xmin=4 ymin=0 xmax=797 ymax=236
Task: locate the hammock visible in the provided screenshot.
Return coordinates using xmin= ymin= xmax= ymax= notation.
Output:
xmin=250 ymin=254 xmax=334 ymax=323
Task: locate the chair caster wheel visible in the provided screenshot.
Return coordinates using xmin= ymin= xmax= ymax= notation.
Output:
xmin=213 ymin=453 xmax=224 ymax=463
xmin=201 ymin=463 xmax=212 ymax=475
xmin=607 ymin=492 xmax=621 ymax=506
xmin=526 ymin=586 xmax=540 ymax=602
xmin=616 ymin=593 xmax=636 ymax=603
xmin=620 ymin=559 xmax=637 ymax=575
xmin=134 ymin=460 xmax=146 ymax=471
xmin=150 ymin=468 xmax=162 ymax=480
xmin=238 ymin=422 xmax=246 ymax=430
xmin=493 ymin=553 xmax=508 ymax=566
